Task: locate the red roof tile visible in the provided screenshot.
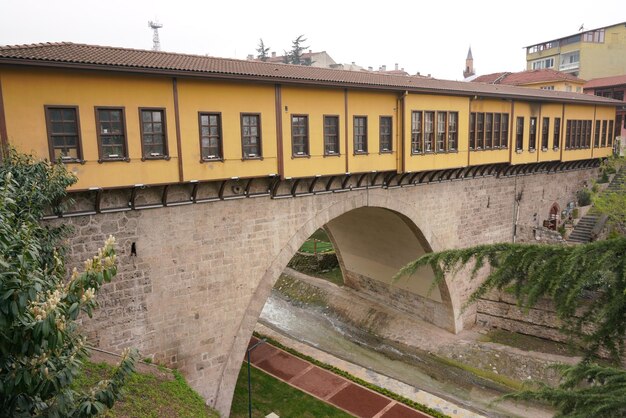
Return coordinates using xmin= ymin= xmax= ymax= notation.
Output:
xmin=472 ymin=69 xmax=584 ymax=86
xmin=584 ymin=74 xmax=626 ymax=90
xmin=0 ymin=42 xmax=618 ymax=106
xmin=472 ymin=72 xmax=509 ymax=84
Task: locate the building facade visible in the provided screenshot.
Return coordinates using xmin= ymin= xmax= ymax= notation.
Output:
xmin=525 ymin=22 xmax=626 ymax=79
xmin=0 ymin=42 xmax=619 ymax=192
xmin=584 ymin=74 xmax=626 ymax=151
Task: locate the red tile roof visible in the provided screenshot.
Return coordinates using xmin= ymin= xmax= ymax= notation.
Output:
xmin=584 ymin=74 xmax=626 ymax=90
xmin=0 ymin=42 xmax=619 ymax=106
xmin=378 ymin=69 xmax=411 ymax=76
xmin=472 ymin=72 xmax=509 ymax=84
xmin=473 ymin=69 xmax=584 ymax=86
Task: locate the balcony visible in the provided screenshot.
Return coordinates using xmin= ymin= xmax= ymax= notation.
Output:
xmin=560 ymin=61 xmax=580 ymax=71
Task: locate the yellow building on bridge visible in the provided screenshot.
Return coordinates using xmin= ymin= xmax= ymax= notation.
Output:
xmin=0 ymin=42 xmax=619 ymax=191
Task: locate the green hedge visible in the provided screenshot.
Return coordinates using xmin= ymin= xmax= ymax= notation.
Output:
xmin=287 ymin=251 xmax=339 ymax=273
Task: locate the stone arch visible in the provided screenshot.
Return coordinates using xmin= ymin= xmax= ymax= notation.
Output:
xmin=548 ymin=202 xmax=560 ymax=230
xmin=213 ymin=192 xmax=462 ymax=414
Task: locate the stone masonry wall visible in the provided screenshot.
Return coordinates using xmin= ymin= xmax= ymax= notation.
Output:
xmin=344 ymin=270 xmax=453 ymax=331
xmin=477 ymin=290 xmax=572 ymax=343
xmin=52 ymin=167 xmax=595 ymax=416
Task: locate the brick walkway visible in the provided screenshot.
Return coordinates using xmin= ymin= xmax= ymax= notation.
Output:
xmin=246 ymin=336 xmax=432 ymax=418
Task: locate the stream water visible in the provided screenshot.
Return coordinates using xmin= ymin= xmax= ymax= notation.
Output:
xmin=259 ymin=291 xmax=551 ymax=418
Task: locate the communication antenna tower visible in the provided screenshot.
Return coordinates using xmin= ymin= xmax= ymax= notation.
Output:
xmin=148 ymin=20 xmax=163 ymax=51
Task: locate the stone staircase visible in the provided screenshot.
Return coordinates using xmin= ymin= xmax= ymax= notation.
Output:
xmin=567 ymin=210 xmax=600 ymax=243
xmin=567 ymin=169 xmax=626 ymax=244
xmin=605 ymin=169 xmax=626 ymax=193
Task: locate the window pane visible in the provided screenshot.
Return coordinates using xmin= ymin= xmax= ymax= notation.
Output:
xmin=47 ymin=107 xmax=80 ymax=161
xmin=63 ymin=109 xmax=75 ymax=121
xmin=380 ymin=116 xmax=392 ymax=151
xmin=324 ymin=116 xmax=339 ymax=155
xmin=50 ymin=109 xmax=62 ymax=120
xmin=448 ymin=112 xmax=458 ymax=150
xmin=51 ymin=122 xmax=64 ymax=133
xmin=241 ymin=114 xmax=262 ymax=158
xmin=141 ymin=110 xmax=167 ymax=158
xmin=411 ymin=111 xmax=422 ymax=154
xmin=424 ymin=112 xmax=433 ymax=152
xmin=501 ymin=114 xmax=509 ymax=148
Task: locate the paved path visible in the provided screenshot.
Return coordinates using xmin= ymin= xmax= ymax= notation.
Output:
xmin=247 ymin=335 xmax=432 ymax=418
xmin=256 ymin=322 xmax=485 ymax=418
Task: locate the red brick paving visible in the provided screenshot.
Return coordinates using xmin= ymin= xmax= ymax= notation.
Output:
xmin=247 ymin=336 xmax=432 ymax=418
xmin=247 ymin=341 xmax=278 ymax=363
xmin=291 ymin=367 xmax=347 ymax=398
xmin=380 ymin=403 xmax=432 ymax=418
xmin=329 ymin=384 xmax=392 ymax=417
xmin=256 ymin=351 xmax=309 ymax=381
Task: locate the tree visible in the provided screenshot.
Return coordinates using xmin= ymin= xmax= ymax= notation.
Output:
xmin=0 ymin=151 xmax=137 ymax=417
xmin=283 ymin=35 xmax=312 ymax=66
xmin=256 ymin=38 xmax=270 ymax=62
xmin=397 ymin=222 xmax=626 ymax=415
xmin=593 ymin=156 xmax=626 ymax=236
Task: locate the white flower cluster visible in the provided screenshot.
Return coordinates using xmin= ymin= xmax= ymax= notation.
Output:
xmin=80 ymin=288 xmax=95 ymax=303
xmin=31 ymin=289 xmax=63 ymax=321
xmin=29 ymin=353 xmax=49 ymax=368
xmin=83 ymin=235 xmax=117 ymax=274
xmin=55 ymin=317 xmax=66 ymax=331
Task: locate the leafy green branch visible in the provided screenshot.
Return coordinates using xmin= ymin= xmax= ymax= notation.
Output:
xmin=0 ymin=150 xmax=137 ymax=417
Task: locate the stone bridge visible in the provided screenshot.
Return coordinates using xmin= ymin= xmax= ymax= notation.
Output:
xmin=55 ymin=166 xmax=595 ymax=416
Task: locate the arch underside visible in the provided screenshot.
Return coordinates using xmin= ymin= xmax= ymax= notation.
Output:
xmin=215 ymin=193 xmax=460 ymax=414
xmin=325 ymin=207 xmax=454 ymax=330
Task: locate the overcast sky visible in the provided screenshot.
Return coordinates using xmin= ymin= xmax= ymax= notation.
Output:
xmin=1 ymin=0 xmax=622 ymax=80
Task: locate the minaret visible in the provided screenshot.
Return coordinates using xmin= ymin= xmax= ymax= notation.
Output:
xmin=463 ymin=47 xmax=475 ymax=79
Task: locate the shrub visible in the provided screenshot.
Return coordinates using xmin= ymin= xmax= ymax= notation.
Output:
xmin=577 ymin=188 xmax=592 ymax=206
xmin=598 ymin=171 xmax=609 ymax=184
xmin=0 ymin=151 xmax=137 ymax=416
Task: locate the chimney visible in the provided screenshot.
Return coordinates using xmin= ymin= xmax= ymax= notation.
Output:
xmin=368 ymin=66 xmax=373 ymax=71
xmin=272 ymin=51 xmax=276 ymax=58
xmin=395 ymin=63 xmax=399 ymax=71
xmin=382 ymin=65 xmax=386 ymax=71
xmin=247 ymin=54 xmax=254 ymax=60
xmin=417 ymin=72 xmax=421 ymax=76
xmin=351 ymin=61 xmax=355 ymax=65
xmin=309 ymin=49 xmax=312 ymax=53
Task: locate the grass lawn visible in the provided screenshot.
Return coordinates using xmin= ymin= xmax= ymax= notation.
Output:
xmin=230 ymin=363 xmax=353 ymax=418
xmin=309 ymin=228 xmax=330 ymax=242
xmin=299 ymin=229 xmax=335 ymax=254
xmin=299 ymin=239 xmax=334 ymax=254
xmin=311 ymin=266 xmax=344 ymax=287
xmin=75 ymin=361 xmax=218 ymax=418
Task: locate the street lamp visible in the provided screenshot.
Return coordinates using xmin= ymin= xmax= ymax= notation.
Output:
xmin=247 ymin=338 xmax=266 ymax=418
